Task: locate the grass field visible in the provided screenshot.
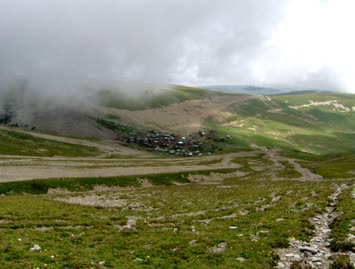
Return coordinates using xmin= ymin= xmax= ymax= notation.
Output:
xmin=207 ymin=93 xmax=355 ymax=155
xmin=0 ymin=90 xmax=354 ymax=268
xmin=1 ymin=175 xmax=352 ymax=268
xmin=0 ymin=129 xmax=100 ymax=157
xmin=0 ymin=150 xmax=353 ymax=268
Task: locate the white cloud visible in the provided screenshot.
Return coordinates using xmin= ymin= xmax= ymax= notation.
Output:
xmin=0 ymin=0 xmax=354 ymax=94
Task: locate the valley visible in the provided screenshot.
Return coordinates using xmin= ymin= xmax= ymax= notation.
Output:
xmin=0 ymin=86 xmax=354 ymax=268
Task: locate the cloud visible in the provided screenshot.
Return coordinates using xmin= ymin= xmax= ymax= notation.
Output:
xmin=0 ymin=0 xmax=354 ymax=95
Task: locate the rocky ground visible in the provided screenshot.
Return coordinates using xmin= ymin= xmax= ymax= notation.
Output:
xmin=276 ymin=184 xmax=354 ymax=269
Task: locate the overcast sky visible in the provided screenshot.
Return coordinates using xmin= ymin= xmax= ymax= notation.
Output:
xmin=1 ymin=0 xmax=355 ymax=94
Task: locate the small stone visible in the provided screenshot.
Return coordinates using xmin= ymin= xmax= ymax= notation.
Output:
xmin=18 ymin=238 xmax=22 ymax=242
xmin=98 ymin=261 xmax=105 ymax=266
xmin=30 ymin=244 xmax=41 ymax=252
xmin=278 ymin=262 xmax=286 ymax=268
xmin=299 ymin=246 xmax=318 ymax=255
xmin=285 ymin=253 xmax=301 ymax=260
xmin=258 ymin=230 xmax=269 ymax=235
xmin=229 ymin=226 xmax=238 ymax=230
xmin=209 ymin=242 xmax=228 ymax=254
xmin=189 ymin=240 xmax=198 ymax=246
xmin=311 ymin=257 xmax=321 ymax=262
xmin=126 ymin=219 xmax=136 ymax=229
xmin=236 ymin=257 xmax=247 ymax=262
xmin=276 ymin=218 xmax=285 ymax=222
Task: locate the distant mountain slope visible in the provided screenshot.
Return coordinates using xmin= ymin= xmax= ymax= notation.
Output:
xmin=96 ymin=85 xmax=229 ymax=110
xmin=207 ymin=93 xmax=355 ymax=154
xmin=201 ymin=85 xmax=285 ymax=95
xmin=0 ymin=85 xmax=233 ymax=138
xmin=201 ymin=85 xmax=338 ymax=96
xmin=1 ymin=84 xmax=354 ymax=156
xmin=0 ymin=127 xmax=100 ymax=157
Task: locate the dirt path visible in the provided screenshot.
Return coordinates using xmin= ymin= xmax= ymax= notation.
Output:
xmin=0 ymin=152 xmax=253 ymax=183
xmin=276 ymin=184 xmax=352 ymax=269
xmin=0 ymin=146 xmax=323 ymax=184
xmin=263 ymin=149 xmax=323 ymax=181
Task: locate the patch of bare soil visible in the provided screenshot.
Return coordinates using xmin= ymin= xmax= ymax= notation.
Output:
xmin=264 ymin=149 xmax=323 ymax=181
xmin=98 ymin=95 xmax=257 ymax=135
xmin=290 ymin=100 xmax=354 ymax=112
xmin=187 ymin=171 xmax=248 ymax=184
xmin=0 ymin=152 xmax=247 ymax=183
xmin=54 ymin=194 xmax=130 ymax=208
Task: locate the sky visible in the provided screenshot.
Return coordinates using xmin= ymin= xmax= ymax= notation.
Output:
xmin=0 ymin=0 xmax=355 ymax=95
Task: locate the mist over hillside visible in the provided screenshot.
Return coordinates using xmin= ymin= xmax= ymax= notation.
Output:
xmin=1 ymin=0 xmax=355 ymax=97
xmin=1 ymin=2 xmax=355 ymax=268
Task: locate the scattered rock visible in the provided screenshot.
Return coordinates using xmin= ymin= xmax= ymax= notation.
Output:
xmin=236 ymin=257 xmax=247 ymax=262
xmin=239 ymin=210 xmax=250 ymax=216
xmin=276 ymin=185 xmax=350 ymax=269
xmin=30 ymin=244 xmax=41 ymax=252
xmin=116 ymin=218 xmax=138 ymax=231
xmin=299 ymin=246 xmax=318 ymax=255
xmin=345 ymin=234 xmax=355 ymax=243
xmin=209 ymin=242 xmax=228 ymax=254
xmin=126 ymin=219 xmax=137 ymax=229
xmin=285 ymin=253 xmax=300 ymax=258
xmin=258 ymin=230 xmax=270 ymax=235
xmin=189 ymin=240 xmax=198 ymax=246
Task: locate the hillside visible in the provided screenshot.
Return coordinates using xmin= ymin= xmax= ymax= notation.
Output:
xmin=0 ymin=86 xmax=354 ymax=268
xmin=94 ymin=89 xmax=355 ymax=156
xmin=1 ymin=86 xmax=354 ymax=156
xmin=201 ymin=85 xmax=285 ymax=95
xmin=207 ymin=93 xmax=355 ymax=155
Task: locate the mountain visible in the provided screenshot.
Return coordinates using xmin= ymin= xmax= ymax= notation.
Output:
xmin=200 ymin=85 xmax=287 ymax=95
xmin=0 ymin=85 xmax=354 ymax=156
xmin=0 ymin=85 xmax=354 ymax=268
xmin=200 ymin=85 xmax=340 ymax=96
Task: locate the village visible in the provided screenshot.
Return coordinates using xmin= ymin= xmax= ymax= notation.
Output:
xmin=119 ymin=129 xmax=231 ymax=157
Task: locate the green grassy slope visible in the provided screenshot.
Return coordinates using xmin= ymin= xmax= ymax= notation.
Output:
xmin=96 ymin=85 xmax=228 ymax=110
xmin=0 ymin=175 xmax=352 ymax=268
xmin=207 ymin=93 xmax=355 ymax=155
xmin=0 ymin=129 xmax=100 ymax=157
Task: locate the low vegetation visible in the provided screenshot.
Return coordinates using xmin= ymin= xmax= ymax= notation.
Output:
xmin=0 ymin=90 xmax=354 ymax=268
xmin=97 ymin=85 xmax=227 ymax=110
xmin=0 ymin=169 xmax=236 ymax=195
xmin=1 ymin=175 xmax=352 ymax=268
xmin=0 ymin=129 xmax=100 ymax=157
xmin=207 ymin=93 xmax=355 ymax=155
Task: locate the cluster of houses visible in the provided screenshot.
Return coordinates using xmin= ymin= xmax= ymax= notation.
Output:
xmin=121 ymin=129 xmax=231 ymax=156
